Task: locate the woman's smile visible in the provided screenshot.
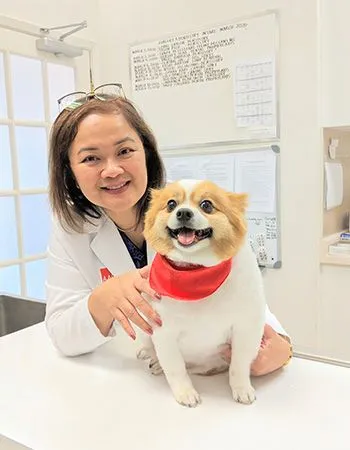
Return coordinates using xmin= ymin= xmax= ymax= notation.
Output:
xmin=100 ymin=180 xmax=131 ymax=195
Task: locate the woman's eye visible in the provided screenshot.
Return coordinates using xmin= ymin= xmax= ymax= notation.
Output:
xmin=82 ymin=155 xmax=99 ymax=163
xmin=119 ymin=148 xmax=134 ymax=156
xmin=167 ymin=199 xmax=177 ymax=212
xmin=200 ymin=200 xmax=214 ymax=213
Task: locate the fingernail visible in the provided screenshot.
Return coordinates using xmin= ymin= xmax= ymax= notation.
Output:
xmin=147 ymin=328 xmax=153 ymax=335
xmin=155 ymin=317 xmax=162 ymax=326
xmin=129 ymin=332 xmax=136 ymax=340
xmin=154 ymin=292 xmax=162 ymax=301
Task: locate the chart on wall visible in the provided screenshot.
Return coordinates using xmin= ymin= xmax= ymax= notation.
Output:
xmin=129 ymin=12 xmax=279 ymax=149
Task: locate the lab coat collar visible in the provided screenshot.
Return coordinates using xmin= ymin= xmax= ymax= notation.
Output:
xmin=89 ymin=215 xmax=155 ymax=276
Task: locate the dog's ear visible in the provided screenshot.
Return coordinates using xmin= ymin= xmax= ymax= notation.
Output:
xmin=148 ymin=187 xmax=162 ymax=203
xmin=227 ymin=192 xmax=248 ymax=213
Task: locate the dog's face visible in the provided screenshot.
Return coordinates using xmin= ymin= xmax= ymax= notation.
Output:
xmin=144 ymin=179 xmax=248 ymax=266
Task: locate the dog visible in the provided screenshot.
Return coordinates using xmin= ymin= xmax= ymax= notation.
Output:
xmin=137 ymin=179 xmax=265 ymax=407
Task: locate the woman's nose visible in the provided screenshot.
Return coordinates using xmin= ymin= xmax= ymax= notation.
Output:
xmin=101 ymin=159 xmax=124 ymax=178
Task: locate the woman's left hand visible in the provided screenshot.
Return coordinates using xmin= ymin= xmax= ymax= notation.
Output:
xmin=250 ymin=324 xmax=292 ymax=376
xmin=220 ymin=324 xmax=292 ymax=376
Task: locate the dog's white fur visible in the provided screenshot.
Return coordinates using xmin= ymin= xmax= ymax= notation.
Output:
xmin=138 ymin=179 xmax=265 ymax=407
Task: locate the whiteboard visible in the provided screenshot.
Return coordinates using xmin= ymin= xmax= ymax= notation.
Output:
xmin=129 ymin=12 xmax=279 ymax=149
xmin=161 ymin=145 xmax=281 ymax=268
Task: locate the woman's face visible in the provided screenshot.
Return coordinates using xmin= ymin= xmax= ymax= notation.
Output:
xmin=69 ymin=113 xmax=148 ymax=221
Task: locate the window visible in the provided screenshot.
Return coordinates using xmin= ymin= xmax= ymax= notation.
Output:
xmin=0 ymin=50 xmax=75 ymax=301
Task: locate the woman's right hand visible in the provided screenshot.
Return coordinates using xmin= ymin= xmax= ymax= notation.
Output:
xmin=88 ymin=265 xmax=162 ymax=339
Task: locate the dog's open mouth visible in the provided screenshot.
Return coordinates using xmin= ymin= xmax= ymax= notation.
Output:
xmin=167 ymin=226 xmax=213 ymax=247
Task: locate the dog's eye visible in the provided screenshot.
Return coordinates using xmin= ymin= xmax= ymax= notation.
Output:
xmin=167 ymin=199 xmax=177 ymax=212
xmin=200 ymin=200 xmax=213 ymax=213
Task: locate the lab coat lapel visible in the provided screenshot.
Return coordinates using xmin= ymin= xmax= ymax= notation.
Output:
xmin=90 ymin=217 xmax=135 ymax=276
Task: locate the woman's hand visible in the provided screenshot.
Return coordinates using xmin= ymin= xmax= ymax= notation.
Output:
xmin=250 ymin=324 xmax=292 ymax=376
xmin=88 ymin=265 xmax=162 ymax=339
xmin=220 ymin=324 xmax=292 ymax=376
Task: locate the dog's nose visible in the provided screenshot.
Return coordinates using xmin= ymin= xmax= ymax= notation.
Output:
xmin=176 ymin=208 xmax=194 ymax=222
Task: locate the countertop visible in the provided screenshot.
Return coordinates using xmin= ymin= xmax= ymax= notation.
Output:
xmin=0 ymin=324 xmax=349 ymax=450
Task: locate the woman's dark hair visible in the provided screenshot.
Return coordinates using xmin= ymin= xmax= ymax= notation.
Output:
xmin=49 ymin=97 xmax=165 ymax=232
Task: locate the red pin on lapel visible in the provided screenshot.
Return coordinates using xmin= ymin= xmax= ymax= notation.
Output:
xmin=100 ymin=267 xmax=112 ymax=282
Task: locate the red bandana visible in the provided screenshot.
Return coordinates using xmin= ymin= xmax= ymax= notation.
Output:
xmin=149 ymin=253 xmax=232 ymax=301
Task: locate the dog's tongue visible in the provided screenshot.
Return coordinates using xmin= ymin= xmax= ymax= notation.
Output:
xmin=178 ymin=229 xmax=196 ymax=246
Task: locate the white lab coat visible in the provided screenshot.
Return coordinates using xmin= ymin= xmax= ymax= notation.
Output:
xmin=45 ymin=215 xmax=288 ymax=356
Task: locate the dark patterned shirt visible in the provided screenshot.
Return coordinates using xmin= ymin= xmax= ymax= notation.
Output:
xmin=119 ymin=231 xmax=147 ymax=269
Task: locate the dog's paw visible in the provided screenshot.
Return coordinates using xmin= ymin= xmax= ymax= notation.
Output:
xmin=231 ymin=384 xmax=256 ymax=404
xmin=137 ymin=349 xmax=163 ymax=375
xmin=173 ymin=386 xmax=201 ymax=408
xmin=148 ymin=358 xmax=163 ymax=376
xmin=136 ymin=347 xmax=152 ymax=360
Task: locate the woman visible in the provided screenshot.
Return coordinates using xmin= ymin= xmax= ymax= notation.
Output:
xmin=46 ymin=96 xmax=292 ymax=376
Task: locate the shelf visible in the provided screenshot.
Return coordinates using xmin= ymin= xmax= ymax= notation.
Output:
xmin=320 ymin=231 xmax=350 ymax=266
